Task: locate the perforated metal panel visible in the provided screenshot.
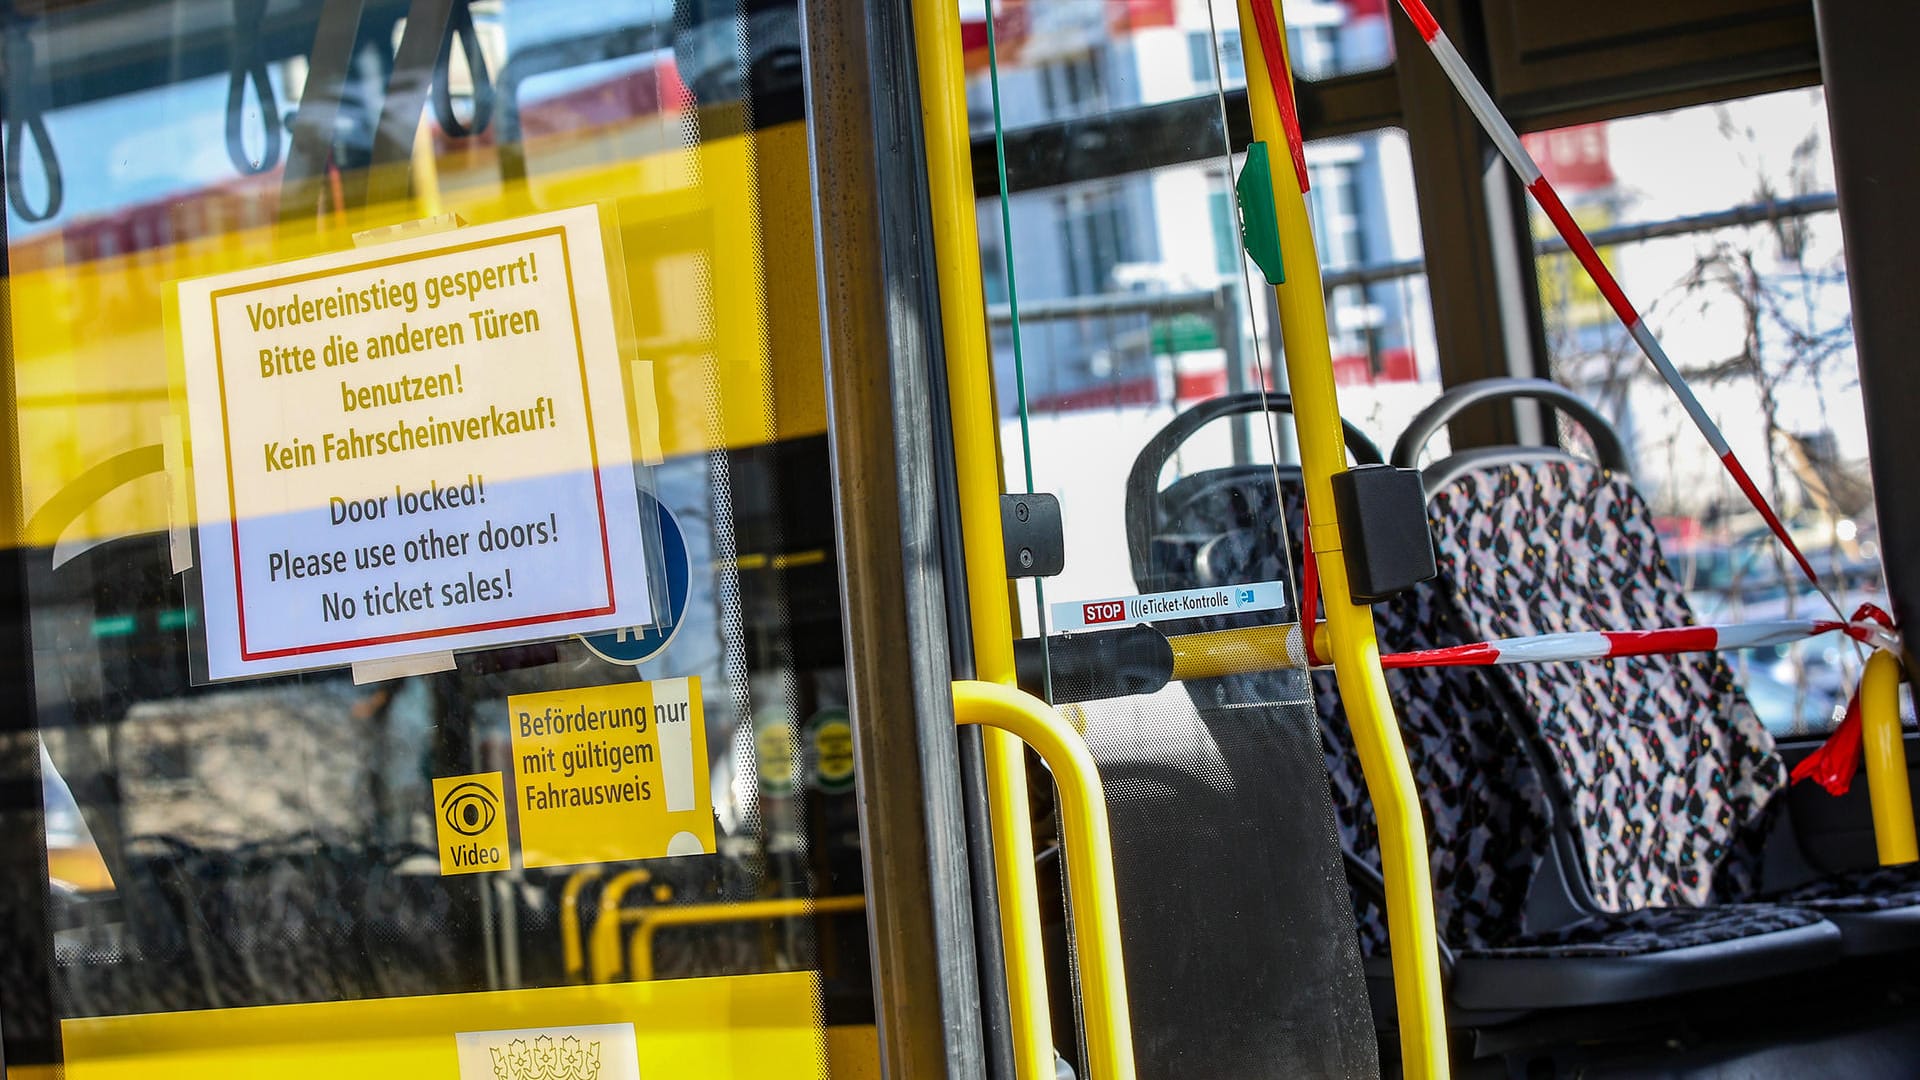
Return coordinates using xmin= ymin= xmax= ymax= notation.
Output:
xmin=1081 ymin=676 xmax=1380 ymax=1078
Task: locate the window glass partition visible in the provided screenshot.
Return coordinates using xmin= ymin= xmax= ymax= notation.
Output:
xmin=1528 ymin=88 xmax=1882 ymax=735
xmin=960 ymin=0 xmax=1392 ymax=136
xmin=973 ymin=4 xmax=1381 ymax=1075
xmin=1 ymin=0 xmax=872 ymax=1073
xmin=1306 ymin=128 xmax=1441 ymax=447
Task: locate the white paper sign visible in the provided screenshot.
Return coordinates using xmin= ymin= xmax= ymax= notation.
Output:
xmin=1050 ymin=580 xmax=1290 ymax=630
xmin=175 ymin=206 xmax=652 ymax=679
xmin=455 ymin=1022 xmax=641 ymax=1080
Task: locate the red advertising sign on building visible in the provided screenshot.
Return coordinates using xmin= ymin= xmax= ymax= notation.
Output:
xmin=1521 ymin=124 xmax=1614 ymax=192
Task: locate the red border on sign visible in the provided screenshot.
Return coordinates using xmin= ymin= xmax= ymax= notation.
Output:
xmin=207 ymin=225 xmax=619 ymax=662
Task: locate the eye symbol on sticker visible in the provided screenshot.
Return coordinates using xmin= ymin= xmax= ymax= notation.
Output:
xmin=440 ymin=781 xmax=500 ymax=837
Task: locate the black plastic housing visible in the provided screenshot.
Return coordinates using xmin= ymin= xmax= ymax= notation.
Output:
xmin=1331 ymin=464 xmax=1438 ymax=603
xmin=1012 ymin=623 xmax=1174 ymax=704
xmin=1001 ymin=493 xmax=1065 ymax=578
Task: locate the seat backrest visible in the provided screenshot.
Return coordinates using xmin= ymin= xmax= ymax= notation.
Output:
xmin=1179 ymin=478 xmax=1551 ymax=955
xmin=1423 ymin=459 xmax=1786 ymax=911
xmin=1282 ymin=484 xmax=1550 ymax=954
xmin=1125 ymin=393 xmax=1551 ymax=956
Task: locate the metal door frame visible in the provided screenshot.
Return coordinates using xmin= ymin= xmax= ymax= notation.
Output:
xmin=800 ymin=0 xmax=994 ymax=1075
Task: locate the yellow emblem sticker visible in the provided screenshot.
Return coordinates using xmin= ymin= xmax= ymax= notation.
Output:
xmin=434 ymin=772 xmax=510 ymax=875
xmin=509 ymin=676 xmax=715 ymax=868
xmin=757 ymin=721 xmax=795 ymax=796
xmin=806 ymin=709 xmax=855 ymax=794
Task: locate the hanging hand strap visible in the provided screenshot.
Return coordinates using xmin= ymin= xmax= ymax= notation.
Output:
xmin=225 ymin=0 xmax=284 ymax=175
xmin=4 ymin=14 xmax=62 ymax=223
xmin=432 ymin=0 xmax=493 ymax=138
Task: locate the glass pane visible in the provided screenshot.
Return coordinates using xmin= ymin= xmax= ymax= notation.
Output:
xmin=974 ymin=125 xmax=1437 ymax=514
xmin=975 ymin=4 xmax=1380 ymax=1075
xmin=959 ymin=0 xmax=1392 ymax=136
xmin=1309 ymin=128 xmax=1442 ymax=449
xmin=1277 ymin=0 xmax=1395 ymax=82
xmin=1529 ymin=87 xmax=1881 ymax=735
xmin=4 ymin=0 xmax=868 ymax=1073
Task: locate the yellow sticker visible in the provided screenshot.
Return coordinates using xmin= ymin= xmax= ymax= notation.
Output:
xmin=757 ymin=722 xmax=795 ymax=795
xmin=509 ymin=676 xmax=715 ymax=868
xmin=808 ymin=710 xmax=855 ymax=794
xmin=433 ymin=772 xmax=510 ymax=875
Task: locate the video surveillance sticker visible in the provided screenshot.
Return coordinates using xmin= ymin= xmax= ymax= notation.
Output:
xmin=433 ymin=771 xmax=509 ymax=875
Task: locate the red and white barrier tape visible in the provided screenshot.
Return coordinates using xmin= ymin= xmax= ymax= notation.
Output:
xmin=1245 ymin=0 xmax=1310 ymax=192
xmin=1377 ymin=616 xmax=1897 ymax=670
xmin=1386 ymin=0 xmax=1843 ymax=619
xmin=1790 ymin=604 xmax=1899 ymax=795
xmin=1361 ymin=602 xmax=1898 ymax=795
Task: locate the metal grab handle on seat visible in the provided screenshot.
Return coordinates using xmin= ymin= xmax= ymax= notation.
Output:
xmin=1390 ymin=376 xmax=1632 ymax=474
xmin=953 ymin=680 xmax=1137 ymax=1080
xmin=1124 ymin=391 xmax=1383 ymax=590
xmin=1860 ymin=649 xmax=1918 ymax=866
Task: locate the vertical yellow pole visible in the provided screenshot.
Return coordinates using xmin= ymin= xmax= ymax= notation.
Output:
xmin=587 ymin=869 xmax=652 ymax=983
xmin=911 ymin=4 xmax=1054 ymax=1078
xmin=560 ymin=867 xmax=603 ymax=982
xmin=1235 ymin=1 xmax=1451 ymax=1075
xmin=1860 ymin=649 xmax=1918 ymax=865
xmin=409 ymin=113 xmax=444 ymax=217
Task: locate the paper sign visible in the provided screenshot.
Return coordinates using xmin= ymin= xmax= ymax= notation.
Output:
xmin=456 ymin=1022 xmax=641 ymax=1080
xmin=509 ymin=677 xmax=715 ymax=868
xmin=1051 ymin=580 xmax=1289 ymax=630
xmin=174 ymin=205 xmax=653 ymax=680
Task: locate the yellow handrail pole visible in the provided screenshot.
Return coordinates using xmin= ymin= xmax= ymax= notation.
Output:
xmin=954 ymin=681 xmax=1135 ymax=1080
xmin=626 ymin=895 xmax=869 ymax=981
xmin=911 ymin=3 xmax=1053 ymax=1079
xmin=560 ymin=866 xmax=605 ymax=983
xmin=409 ymin=112 xmax=444 ymax=217
xmin=1235 ymin=1 xmax=1450 ymax=1074
xmin=1860 ymin=649 xmax=1918 ymax=865
xmin=585 ymin=868 xmax=652 ymax=983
